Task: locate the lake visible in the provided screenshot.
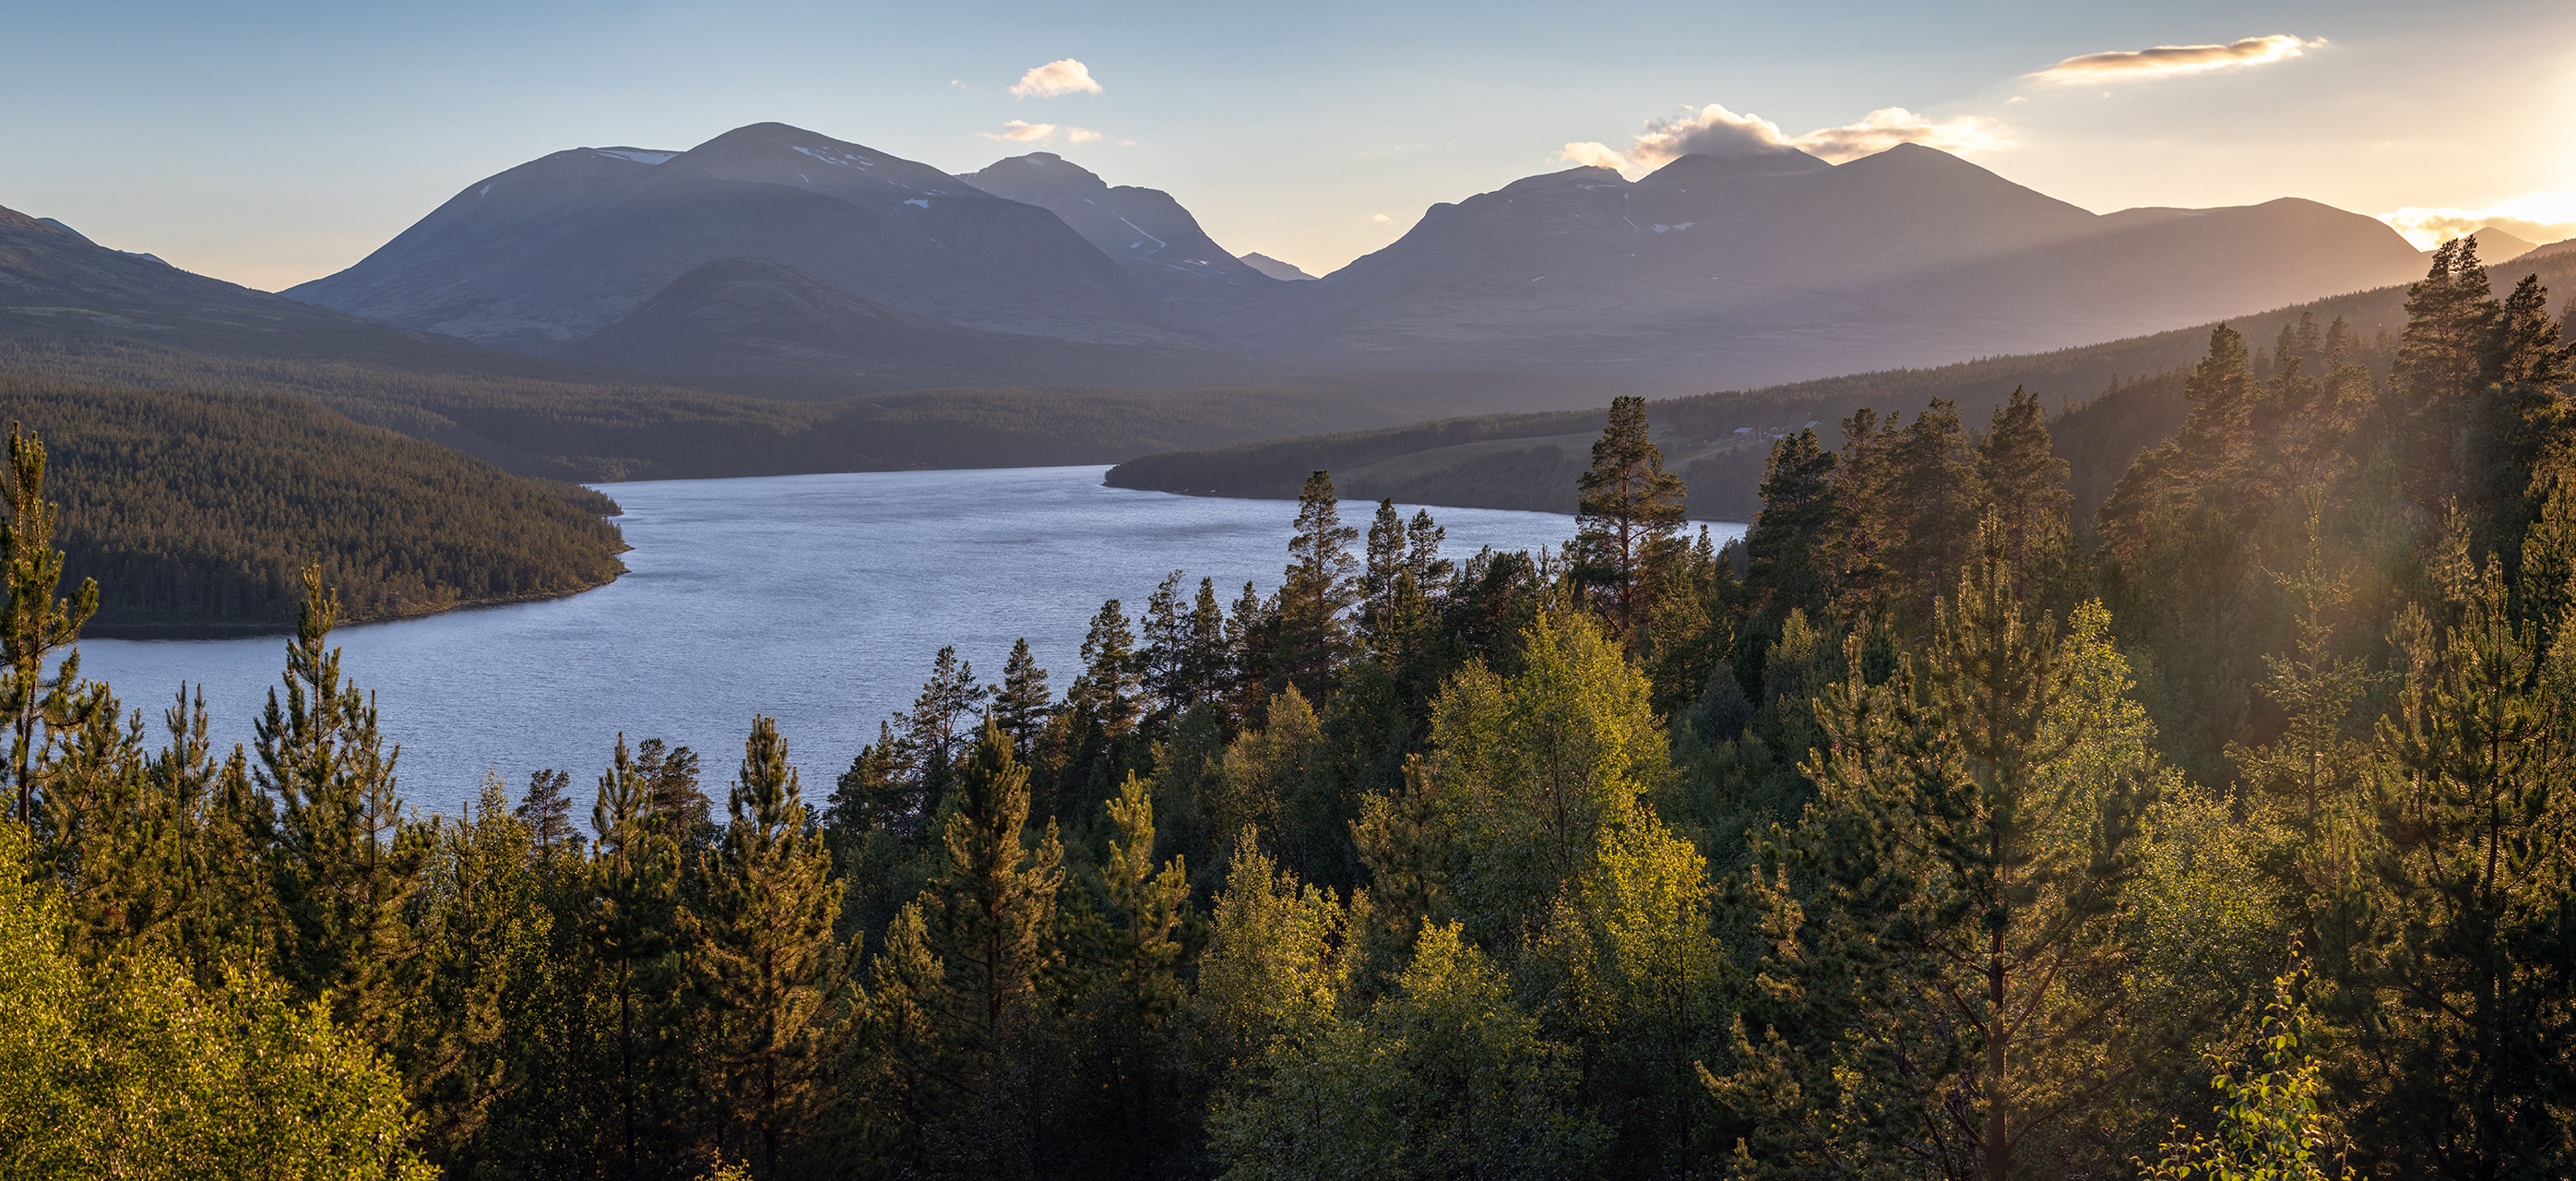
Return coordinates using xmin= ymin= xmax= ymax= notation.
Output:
xmin=76 ymin=465 xmax=1745 ymax=819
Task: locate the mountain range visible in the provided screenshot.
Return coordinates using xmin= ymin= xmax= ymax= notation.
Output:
xmin=280 ymin=122 xmax=2438 ymax=390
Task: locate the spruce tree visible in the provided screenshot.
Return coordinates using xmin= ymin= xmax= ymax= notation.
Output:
xmin=256 ymin=565 xmax=422 ymax=1040
xmin=1572 ymin=395 xmax=1688 ymax=643
xmin=1 ymin=424 xmax=97 ymax=825
xmin=690 ymin=716 xmax=848 ymax=1175
xmin=992 ymin=638 xmax=1054 ymax=755
xmin=1276 ymin=471 xmax=1359 ymax=696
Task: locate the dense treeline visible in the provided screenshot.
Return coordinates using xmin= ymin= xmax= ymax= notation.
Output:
xmin=0 ymin=375 xmax=627 ymax=626
xmin=7 ymin=239 xmax=2576 ymax=1179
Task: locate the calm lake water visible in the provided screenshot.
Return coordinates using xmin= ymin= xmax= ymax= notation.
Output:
xmin=77 ymin=466 xmax=1745 ymax=820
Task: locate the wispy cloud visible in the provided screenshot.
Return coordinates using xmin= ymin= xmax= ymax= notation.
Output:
xmin=2031 ymin=35 xmax=2317 ymax=85
xmin=1369 ymin=213 xmax=1393 ymax=224
xmin=1009 ymin=58 xmax=1101 ymax=99
xmin=1066 ymin=127 xmax=1102 ymax=143
xmin=980 ymin=120 xmax=1058 ymax=142
xmin=2378 ymin=192 xmax=2576 ymax=250
xmin=1562 ymin=103 xmax=2005 ymax=175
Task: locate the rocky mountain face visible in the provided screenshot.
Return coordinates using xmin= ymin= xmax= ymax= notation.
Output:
xmin=282 ymin=124 xmax=2437 ymax=391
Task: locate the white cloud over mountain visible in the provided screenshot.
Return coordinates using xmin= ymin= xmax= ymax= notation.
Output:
xmin=1010 ymin=59 xmax=1101 ymax=99
xmin=982 ymin=120 xmax=1057 ymax=142
xmin=2378 ymin=192 xmax=2576 ymax=249
xmin=1561 ymin=103 xmax=2003 ymax=176
xmin=2032 ymin=35 xmax=2316 ymax=84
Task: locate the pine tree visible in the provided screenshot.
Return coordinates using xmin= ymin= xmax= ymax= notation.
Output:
xmin=1828 ymin=406 xmax=1898 ymax=618
xmin=1226 ymin=580 xmax=1277 ymax=726
xmin=1183 ymin=578 xmax=1230 ymax=710
xmin=586 ymin=732 xmax=687 ymax=1177
xmin=898 ymin=646 xmax=990 ymax=813
xmin=256 ymin=565 xmax=422 ymax=1040
xmin=1276 ymin=471 xmax=1359 ymax=696
xmin=2347 ymin=524 xmax=2575 ymax=1176
xmin=1139 ymin=570 xmax=1193 ymax=714
xmin=1360 ymin=499 xmax=1409 ymax=650
xmin=516 ymin=768 xmax=581 ymax=856
xmin=1740 ymin=429 xmax=1840 ymax=686
xmin=992 ymin=638 xmax=1054 ymax=755
xmin=407 ymin=772 xmax=556 ymax=1165
xmin=2396 ymin=237 xmax=2500 ymax=412
xmin=1976 ymin=387 xmax=2071 ymax=577
xmin=1 ymin=423 xmax=98 ymax=825
xmin=1572 ymin=395 xmax=1688 ymax=643
xmin=1890 ymin=398 xmax=1983 ymax=614
xmin=862 ymin=722 xmax=1065 ymax=1160
xmin=690 ymin=716 xmax=848 ymax=1175
xmin=1718 ymin=521 xmax=2152 ymax=1181
xmin=633 ymin=738 xmax=710 ymax=839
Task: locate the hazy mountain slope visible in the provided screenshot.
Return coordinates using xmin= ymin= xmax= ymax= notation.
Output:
xmin=288 ymin=124 xmax=1209 ymax=354
xmin=958 ymin=152 xmax=1275 ymax=306
xmin=1235 ymin=143 xmax=2428 ymax=386
xmin=1240 ymin=254 xmax=1317 ymax=281
xmin=1116 ymin=245 xmax=2576 ymax=517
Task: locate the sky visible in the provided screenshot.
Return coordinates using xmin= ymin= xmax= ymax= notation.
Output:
xmin=6 ymin=0 xmax=2574 ymax=292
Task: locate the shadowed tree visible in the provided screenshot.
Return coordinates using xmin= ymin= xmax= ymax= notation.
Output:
xmin=1 ymin=423 xmax=98 ymax=824
xmin=1573 ymin=396 xmax=1688 ymax=644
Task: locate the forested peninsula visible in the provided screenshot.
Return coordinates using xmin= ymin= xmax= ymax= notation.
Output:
xmin=0 ymin=375 xmax=627 ymax=629
xmin=6 ymin=240 xmax=2576 ymax=1179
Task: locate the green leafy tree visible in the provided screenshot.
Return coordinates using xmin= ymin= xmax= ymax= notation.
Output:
xmin=1208 ymin=921 xmax=1605 ymax=1181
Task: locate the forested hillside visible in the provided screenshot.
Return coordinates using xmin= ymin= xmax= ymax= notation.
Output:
xmin=0 ymin=336 xmax=1656 ymax=483
xmin=0 ymin=375 xmax=627 ymax=628
xmin=9 ymin=237 xmax=2574 ymax=1178
xmin=1112 ymin=238 xmax=2575 ymax=521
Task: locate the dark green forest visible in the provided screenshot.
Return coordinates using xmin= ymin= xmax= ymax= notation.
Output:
xmin=0 ymin=375 xmax=627 ymax=629
xmin=0 ymin=335 xmax=1657 ymax=484
xmin=6 ymin=239 xmax=2576 ymax=1179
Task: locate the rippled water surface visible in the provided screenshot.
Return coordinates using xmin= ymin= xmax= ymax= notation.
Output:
xmin=79 ymin=466 xmax=1744 ymax=818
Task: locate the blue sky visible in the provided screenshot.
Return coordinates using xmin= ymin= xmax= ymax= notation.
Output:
xmin=8 ymin=0 xmax=2573 ymax=290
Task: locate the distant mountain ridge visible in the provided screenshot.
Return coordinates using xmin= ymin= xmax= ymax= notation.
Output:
xmin=280 ymin=122 xmax=2432 ymax=391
